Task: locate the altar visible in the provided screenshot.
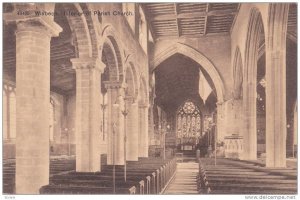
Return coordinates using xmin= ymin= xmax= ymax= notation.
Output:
xmin=181 ymin=145 xmax=194 ymax=151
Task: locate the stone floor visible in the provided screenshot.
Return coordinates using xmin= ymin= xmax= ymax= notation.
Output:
xmin=163 ymin=161 xmax=199 ymax=194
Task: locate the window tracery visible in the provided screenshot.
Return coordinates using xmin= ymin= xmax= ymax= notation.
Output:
xmin=177 ymin=100 xmax=201 ymax=139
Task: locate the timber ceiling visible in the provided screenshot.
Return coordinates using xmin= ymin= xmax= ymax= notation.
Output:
xmin=142 ymin=3 xmax=240 ymax=40
xmin=143 ymin=3 xmax=297 ymax=41
xmin=288 ymin=3 xmax=297 ymax=41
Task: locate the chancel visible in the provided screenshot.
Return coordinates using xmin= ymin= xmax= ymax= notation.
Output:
xmin=2 ymin=3 xmax=297 ymax=195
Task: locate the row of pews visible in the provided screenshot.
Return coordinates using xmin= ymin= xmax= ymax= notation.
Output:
xmin=40 ymin=157 xmax=177 ymax=194
xmin=3 ymin=159 xmax=15 ymax=194
xmin=197 ymin=160 xmax=211 ymax=194
xmin=3 ymin=157 xmax=76 ymax=194
xmin=197 ymin=158 xmax=297 ymax=194
xmin=50 ymin=157 xmax=76 ymax=175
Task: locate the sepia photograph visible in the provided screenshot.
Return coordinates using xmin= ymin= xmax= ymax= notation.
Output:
xmin=2 ymin=2 xmax=298 ymax=198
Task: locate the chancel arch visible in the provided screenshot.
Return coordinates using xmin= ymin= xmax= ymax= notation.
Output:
xmin=153 ymin=44 xmax=224 ymax=145
xmin=152 ymin=42 xmax=224 ymax=103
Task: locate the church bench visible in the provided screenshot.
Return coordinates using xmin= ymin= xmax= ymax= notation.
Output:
xmin=42 ymin=157 xmax=176 ymax=195
xmin=40 ymin=185 xmax=136 ymax=194
xmin=108 ymin=166 xmax=165 ymax=193
xmin=51 ymin=166 xmax=168 ymax=194
xmin=100 ymin=166 xmax=164 ymax=193
xmin=50 ymin=179 xmax=142 ymax=193
xmin=197 ymin=160 xmax=211 ymax=194
xmin=3 ymin=184 xmax=14 ymax=194
xmin=51 ymin=174 xmax=144 ymax=183
xmin=50 ymin=175 xmax=144 ymax=194
xmin=52 ymin=172 xmax=149 ymax=180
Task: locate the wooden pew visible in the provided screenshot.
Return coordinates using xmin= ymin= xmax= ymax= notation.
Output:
xmin=50 ymin=174 xmax=144 ymax=194
xmin=40 ymin=185 xmax=136 ymax=194
xmin=42 ymin=157 xmax=176 ymax=195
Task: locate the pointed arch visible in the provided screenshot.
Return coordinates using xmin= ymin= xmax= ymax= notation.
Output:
xmin=139 ymin=75 xmax=148 ymax=104
xmin=233 ymin=46 xmax=243 ymax=99
xmin=244 ymin=7 xmax=264 ymax=86
xmin=124 ymin=62 xmax=139 ymax=100
xmin=152 ymin=42 xmax=224 ymax=103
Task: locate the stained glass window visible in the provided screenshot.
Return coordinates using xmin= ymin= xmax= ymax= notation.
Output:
xmin=177 ymin=100 xmax=201 ymax=138
xmin=183 ymin=101 xmax=196 ymax=114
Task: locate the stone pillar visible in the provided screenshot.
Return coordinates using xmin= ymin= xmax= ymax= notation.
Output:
xmin=139 ymin=103 xmax=149 ymax=157
xmin=126 ymin=100 xmax=139 ymax=161
xmin=265 ymin=5 xmax=289 ymax=168
xmin=105 ymin=85 xmax=115 ymax=165
xmin=114 ymin=93 xmax=125 ymax=165
xmin=216 ymin=102 xmax=225 ymax=141
xmin=105 ymin=82 xmax=125 ymax=165
xmin=225 ymin=99 xmax=243 ymax=136
xmin=265 ymin=4 xmax=289 ymax=168
xmin=148 ymin=103 xmax=155 ymax=145
xmin=234 ymin=99 xmax=243 ymax=136
xmin=72 ymin=58 xmax=105 ymax=172
xmin=99 ymin=93 xmax=108 ymax=156
xmin=242 ymin=81 xmax=257 ymax=160
xmin=266 ymin=50 xmax=287 ymax=167
xmin=144 ymin=106 xmax=149 ymax=157
xmin=11 ymin=17 xmax=61 ymax=193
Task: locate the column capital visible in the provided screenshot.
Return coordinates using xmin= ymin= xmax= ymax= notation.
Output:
xmin=4 ymin=5 xmax=62 ymax=37
xmin=71 ymin=58 xmax=105 ymax=72
xmin=125 ymin=96 xmax=137 ymax=104
xmin=104 ymin=81 xmax=126 ymax=90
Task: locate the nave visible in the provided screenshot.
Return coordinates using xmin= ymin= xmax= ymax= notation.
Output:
xmin=2 ymin=2 xmax=298 ymax=195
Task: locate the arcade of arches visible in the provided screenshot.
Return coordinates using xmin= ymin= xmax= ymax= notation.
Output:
xmin=2 ymin=3 xmax=297 ymax=194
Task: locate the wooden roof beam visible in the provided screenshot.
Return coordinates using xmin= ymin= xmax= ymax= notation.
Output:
xmin=204 ymin=3 xmax=209 ymax=35
xmin=150 ymin=9 xmax=237 ymax=21
xmin=174 ymin=3 xmax=180 ymax=37
xmin=140 ymin=4 xmax=157 ymax=42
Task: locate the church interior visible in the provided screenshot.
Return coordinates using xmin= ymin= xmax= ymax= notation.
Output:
xmin=2 ymin=3 xmax=298 ymax=195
